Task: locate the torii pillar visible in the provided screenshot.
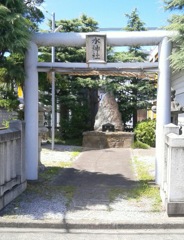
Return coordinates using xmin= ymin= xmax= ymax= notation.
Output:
xmin=24 ymin=42 xmax=39 ymax=180
xmin=156 ymin=37 xmax=172 ymax=185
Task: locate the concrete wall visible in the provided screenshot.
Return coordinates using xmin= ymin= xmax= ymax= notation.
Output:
xmin=0 ymin=120 xmax=26 ymax=211
xmin=162 ymin=124 xmax=184 ymax=216
xmin=137 ymin=109 xmax=147 ymax=122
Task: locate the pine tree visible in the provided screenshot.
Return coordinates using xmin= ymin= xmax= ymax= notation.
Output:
xmin=164 ymin=0 xmax=184 ymax=71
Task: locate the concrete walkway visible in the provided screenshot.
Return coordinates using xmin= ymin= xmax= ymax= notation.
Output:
xmin=53 ymin=148 xmax=136 ymax=212
xmin=1 ymin=146 xmax=184 ymax=229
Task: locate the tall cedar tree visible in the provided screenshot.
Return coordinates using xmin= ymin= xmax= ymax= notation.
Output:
xmin=124 ymin=8 xmax=147 ymax=128
xmin=164 ymin=0 xmax=184 ymax=72
xmin=96 ymin=9 xmax=156 ymax=128
xmin=107 ymin=9 xmax=156 ymax=128
xmin=38 ymin=14 xmax=100 ymax=139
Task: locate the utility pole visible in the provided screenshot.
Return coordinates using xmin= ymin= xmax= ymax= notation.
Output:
xmin=51 ymin=13 xmax=62 ymax=150
xmin=51 ymin=12 xmax=55 ymax=150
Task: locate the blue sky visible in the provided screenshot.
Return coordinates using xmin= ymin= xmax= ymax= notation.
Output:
xmin=40 ymin=0 xmax=172 ymax=30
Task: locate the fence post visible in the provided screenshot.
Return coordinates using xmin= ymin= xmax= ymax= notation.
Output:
xmin=161 ymin=124 xmax=179 ymax=206
xmin=166 ymin=131 xmax=184 ymax=216
xmin=9 ymin=120 xmax=26 ymax=183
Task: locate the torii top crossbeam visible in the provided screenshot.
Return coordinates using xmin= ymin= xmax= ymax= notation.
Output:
xmin=34 ymin=30 xmax=175 ymax=79
xmin=32 ymin=30 xmax=175 ymax=47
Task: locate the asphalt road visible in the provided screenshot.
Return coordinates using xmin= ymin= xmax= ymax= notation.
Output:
xmin=1 ymin=228 xmax=184 ymax=240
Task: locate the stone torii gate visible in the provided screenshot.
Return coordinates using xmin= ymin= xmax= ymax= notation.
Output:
xmin=24 ymin=30 xmax=175 ymax=185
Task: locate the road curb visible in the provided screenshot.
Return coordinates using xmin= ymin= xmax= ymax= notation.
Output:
xmin=1 ymin=219 xmax=184 ymax=229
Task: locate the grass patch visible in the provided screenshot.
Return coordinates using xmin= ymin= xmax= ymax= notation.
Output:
xmin=15 ymin=182 xmax=76 ymax=210
xmin=1 ymin=149 xmax=78 ymax=217
xmin=53 ymin=137 xmax=82 ymax=146
xmin=109 ymin=188 xmax=125 ymax=203
xmin=71 ymin=151 xmax=80 ymax=158
xmin=134 ymin=157 xmax=154 ymax=181
xmin=59 ymin=186 xmax=75 ymax=207
xmin=39 ymin=166 xmax=61 ymax=181
xmin=24 ymin=159 xmax=77 ymax=207
xmin=34 ymin=149 xmax=79 ymax=203
xmin=108 ymin=157 xmax=162 ymax=212
xmin=130 ymin=157 xmax=161 ymax=212
xmin=132 ymin=140 xmax=150 ymax=149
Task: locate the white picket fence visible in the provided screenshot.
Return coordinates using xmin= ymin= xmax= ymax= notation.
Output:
xmin=0 ymin=121 xmax=27 ymax=210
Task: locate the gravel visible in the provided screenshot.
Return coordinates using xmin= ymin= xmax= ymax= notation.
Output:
xmin=41 ymin=144 xmax=82 ymax=164
xmin=15 ymin=195 xmax=67 ymax=220
xmin=0 ymin=146 xmax=168 ymax=223
xmin=1 ymin=144 xmax=78 ymax=221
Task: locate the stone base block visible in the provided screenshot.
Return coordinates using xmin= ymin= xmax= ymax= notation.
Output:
xmin=0 ymin=181 xmax=27 ymax=211
xmin=82 ymin=131 xmax=134 ymax=149
xmin=167 ymin=202 xmax=184 ymax=216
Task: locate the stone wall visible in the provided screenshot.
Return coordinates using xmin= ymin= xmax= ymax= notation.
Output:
xmin=0 ymin=121 xmax=26 ymax=211
xmin=82 ymin=131 xmax=134 ymax=150
xmin=0 ymin=108 xmax=17 ymax=128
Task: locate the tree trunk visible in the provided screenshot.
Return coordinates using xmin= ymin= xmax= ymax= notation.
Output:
xmin=132 ymin=78 xmax=138 ymax=129
xmin=88 ymin=88 xmax=99 ymax=130
xmin=59 ymin=103 xmax=69 ymax=137
xmin=133 ymin=109 xmax=137 ymax=128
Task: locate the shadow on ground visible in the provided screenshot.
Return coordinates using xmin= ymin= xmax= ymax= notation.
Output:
xmin=0 ymin=147 xmax=161 ymax=222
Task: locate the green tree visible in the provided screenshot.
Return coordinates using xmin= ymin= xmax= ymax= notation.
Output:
xmin=124 ymin=8 xmax=147 ymax=59
xmin=123 ymin=8 xmax=148 ymax=128
xmin=0 ymin=0 xmax=30 ymax=61
xmin=24 ymin=0 xmax=45 ymax=31
xmin=39 ymin=14 xmax=99 ymax=140
xmin=100 ymin=76 xmax=156 ymax=128
xmin=107 ymin=8 xmax=156 ymax=128
xmin=164 ymin=0 xmax=184 ymax=71
xmin=0 ymin=0 xmax=44 ymax=110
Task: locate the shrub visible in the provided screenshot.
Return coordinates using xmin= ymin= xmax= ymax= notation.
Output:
xmin=132 ymin=140 xmax=150 ymax=149
xmin=134 ymin=119 xmax=156 ymax=147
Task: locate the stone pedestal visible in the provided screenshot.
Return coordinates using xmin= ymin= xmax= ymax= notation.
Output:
xmin=82 ymin=131 xmax=134 ymax=150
